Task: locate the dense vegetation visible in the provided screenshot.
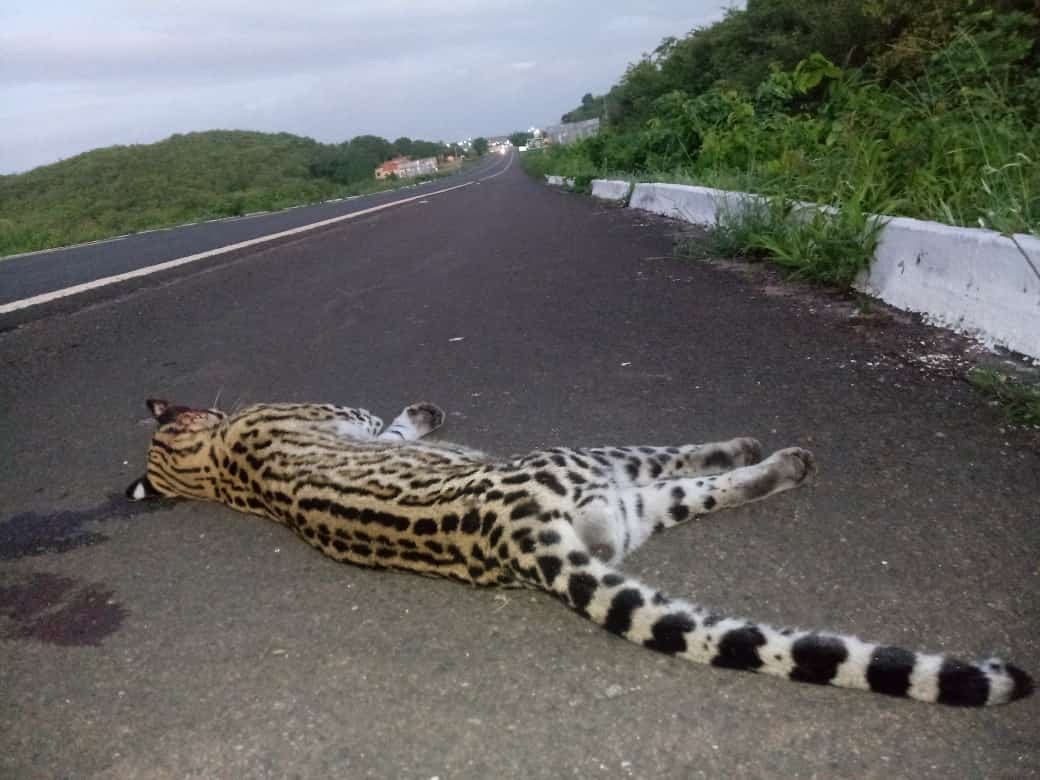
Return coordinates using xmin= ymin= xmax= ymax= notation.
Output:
xmin=561 ymin=94 xmax=606 ymax=123
xmin=0 ymin=130 xmax=461 ymax=256
xmin=531 ymin=0 xmax=1040 ymax=241
xmin=508 ymin=131 xmax=534 ymax=148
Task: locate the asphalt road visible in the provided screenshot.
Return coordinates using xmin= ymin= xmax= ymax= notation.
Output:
xmin=1 ymin=153 xmax=1037 ymax=778
xmin=0 ymin=153 xmax=504 ymax=307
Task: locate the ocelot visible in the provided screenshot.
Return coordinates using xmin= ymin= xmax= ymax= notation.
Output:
xmin=126 ymin=398 xmax=1032 ymax=707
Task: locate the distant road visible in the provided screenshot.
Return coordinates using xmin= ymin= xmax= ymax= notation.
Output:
xmin=0 ymin=153 xmax=506 ymax=308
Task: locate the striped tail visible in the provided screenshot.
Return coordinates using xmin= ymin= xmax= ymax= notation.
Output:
xmin=520 ymin=524 xmax=1033 ymax=706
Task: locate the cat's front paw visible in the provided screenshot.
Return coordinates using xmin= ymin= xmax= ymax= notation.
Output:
xmin=731 ymin=437 xmax=763 ymax=467
xmin=406 ymin=402 xmax=446 ymax=432
xmin=765 ymin=447 xmax=817 ymax=488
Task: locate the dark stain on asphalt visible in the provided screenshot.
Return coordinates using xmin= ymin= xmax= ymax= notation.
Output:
xmin=0 ymin=492 xmax=178 ymax=561
xmin=0 ymin=572 xmax=127 ymax=646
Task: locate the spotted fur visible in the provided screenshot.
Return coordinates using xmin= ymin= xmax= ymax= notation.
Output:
xmin=126 ymin=398 xmax=1033 ymax=706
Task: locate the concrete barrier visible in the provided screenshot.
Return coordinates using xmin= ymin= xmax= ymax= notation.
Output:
xmin=545 ymin=175 xmax=575 ymax=187
xmin=618 ymin=181 xmax=1040 ymax=359
xmin=590 ymin=179 xmax=632 ymax=203
xmin=629 ymin=183 xmax=763 ymax=226
xmin=856 ymin=218 xmax=1040 ymax=358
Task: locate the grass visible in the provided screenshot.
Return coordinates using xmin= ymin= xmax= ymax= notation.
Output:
xmin=675 ymin=199 xmax=772 ymax=261
xmin=675 ymin=196 xmax=886 ymax=287
xmin=520 ymin=149 xmax=598 ymax=191
xmin=968 ymin=368 xmax=1040 ymax=428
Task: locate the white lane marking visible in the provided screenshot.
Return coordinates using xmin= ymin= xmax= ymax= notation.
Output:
xmin=478 ymin=150 xmax=515 ymax=181
xmin=0 ymin=234 xmax=132 ymax=262
xmin=0 ymin=159 xmax=500 ymax=263
xmin=0 ymin=206 xmax=287 ymax=262
xmin=0 ymin=180 xmax=476 ymax=314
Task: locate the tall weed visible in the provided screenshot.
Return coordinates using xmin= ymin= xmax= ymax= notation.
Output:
xmin=683 ymin=198 xmax=885 ymax=286
xmin=752 ymin=202 xmax=886 ymax=286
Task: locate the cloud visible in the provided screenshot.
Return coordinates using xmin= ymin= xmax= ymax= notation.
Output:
xmin=0 ymin=1 xmax=743 ymax=173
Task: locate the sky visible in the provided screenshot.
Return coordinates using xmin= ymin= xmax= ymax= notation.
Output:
xmin=0 ymin=1 xmax=740 ymax=174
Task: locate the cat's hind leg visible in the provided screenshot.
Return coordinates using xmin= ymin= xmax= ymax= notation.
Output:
xmin=528 ymin=439 xmax=763 ymax=487
xmin=574 ymin=448 xmax=815 ymax=563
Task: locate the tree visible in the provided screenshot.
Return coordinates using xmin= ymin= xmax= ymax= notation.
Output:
xmin=508 ymin=131 xmax=532 ymax=147
xmin=340 ymin=135 xmax=394 ymax=181
xmin=561 ymin=93 xmax=605 ymax=122
xmin=392 ymin=137 xmax=413 ymax=157
xmin=409 ymin=140 xmax=445 ymax=159
xmin=471 ymin=137 xmax=489 ymax=156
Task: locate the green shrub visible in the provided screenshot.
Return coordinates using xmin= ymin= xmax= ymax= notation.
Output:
xmin=678 ymin=199 xmax=774 ymax=262
xmin=680 ymin=196 xmax=885 ymax=287
xmin=535 ymin=3 xmax=1040 ymax=258
xmin=751 ymin=202 xmax=887 ymax=286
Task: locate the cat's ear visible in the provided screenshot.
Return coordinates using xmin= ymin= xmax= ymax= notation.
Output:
xmin=146 ymin=399 xmax=169 ymax=419
xmin=126 ymin=475 xmax=160 ymax=501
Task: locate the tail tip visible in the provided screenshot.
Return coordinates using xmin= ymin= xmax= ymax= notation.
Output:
xmin=1006 ymin=663 xmax=1034 ymax=703
xmin=937 ymin=658 xmax=1033 ymax=706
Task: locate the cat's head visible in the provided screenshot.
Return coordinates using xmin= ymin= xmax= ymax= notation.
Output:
xmin=125 ymin=398 xmax=227 ymax=501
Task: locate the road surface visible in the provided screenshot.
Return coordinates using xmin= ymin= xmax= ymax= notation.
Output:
xmin=0 ymin=153 xmax=504 ymax=311
xmin=1 ymin=152 xmax=1037 ymax=778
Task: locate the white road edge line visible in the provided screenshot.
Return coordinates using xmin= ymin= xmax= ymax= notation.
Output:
xmin=478 ymin=150 xmax=515 ymax=181
xmin=0 ymin=233 xmax=132 ymax=262
xmin=0 ymin=153 xmax=504 ymax=263
xmin=0 ymin=179 xmax=481 ymax=315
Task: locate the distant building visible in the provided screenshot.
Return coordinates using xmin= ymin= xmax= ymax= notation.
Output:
xmin=375 ymin=158 xmax=403 ymax=179
xmin=375 ymin=156 xmax=439 ymax=180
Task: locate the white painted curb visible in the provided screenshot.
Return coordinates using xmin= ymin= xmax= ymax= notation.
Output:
xmin=590 ymin=179 xmax=632 ymax=203
xmin=616 ymin=180 xmax=1040 ymax=359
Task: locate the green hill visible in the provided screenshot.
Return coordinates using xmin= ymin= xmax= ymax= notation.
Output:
xmin=0 ymin=130 xmax=453 ymax=256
